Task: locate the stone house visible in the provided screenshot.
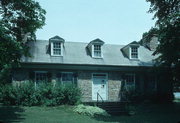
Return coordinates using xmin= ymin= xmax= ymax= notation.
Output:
xmin=13 ymin=36 xmax=169 ymax=102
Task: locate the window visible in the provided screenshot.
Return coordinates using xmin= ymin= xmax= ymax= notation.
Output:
xmin=131 ymin=47 xmax=138 ymax=59
xmin=35 ymin=71 xmax=47 ymax=83
xmin=148 ymin=75 xmax=157 ymax=91
xmin=56 ymin=72 xmax=77 ymax=85
xmin=53 ymin=42 xmax=61 ymax=55
xmin=62 ymin=73 xmax=73 ymax=82
xmin=93 ymin=45 xmax=101 ymax=57
xmin=124 ymin=74 xmax=135 ymax=90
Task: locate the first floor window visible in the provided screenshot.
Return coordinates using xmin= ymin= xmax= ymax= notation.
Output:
xmin=56 ymin=72 xmax=77 ymax=85
xmin=124 ymin=74 xmax=135 ymax=90
xmin=35 ymin=71 xmax=47 ymax=83
xmin=148 ymin=75 xmax=157 ymax=91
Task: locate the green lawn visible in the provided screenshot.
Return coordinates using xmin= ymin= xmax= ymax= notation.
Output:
xmin=0 ymin=103 xmax=180 ymax=123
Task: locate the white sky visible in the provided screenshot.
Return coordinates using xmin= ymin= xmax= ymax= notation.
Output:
xmin=35 ymin=0 xmax=155 ymax=45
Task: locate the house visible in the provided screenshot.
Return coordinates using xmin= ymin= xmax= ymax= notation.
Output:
xmin=12 ymin=35 xmax=170 ymax=102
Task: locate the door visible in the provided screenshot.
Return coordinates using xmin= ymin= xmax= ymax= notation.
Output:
xmin=92 ymin=74 xmax=107 ymax=100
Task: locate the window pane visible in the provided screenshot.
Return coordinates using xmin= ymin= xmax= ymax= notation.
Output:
xmin=94 ymin=45 xmax=101 ymax=57
xmin=62 ymin=73 xmax=73 ymax=83
xmin=131 ymin=47 xmax=138 ymax=58
xmin=125 ymin=74 xmax=135 ymax=86
xmin=36 ymin=72 xmax=47 ymax=83
xmin=53 ymin=42 xmax=61 ymax=55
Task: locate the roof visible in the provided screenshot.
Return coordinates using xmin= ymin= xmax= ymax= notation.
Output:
xmin=49 ymin=36 xmax=65 ymax=42
xmin=21 ymin=40 xmax=158 ymax=67
xmin=121 ymin=41 xmax=140 ymax=50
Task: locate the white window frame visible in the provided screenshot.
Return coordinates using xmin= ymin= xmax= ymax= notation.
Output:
xmin=34 ymin=71 xmax=48 ymax=87
xmin=51 ymin=41 xmax=63 ymax=56
xmin=92 ymin=44 xmax=103 ymax=58
xmin=130 ymin=46 xmax=138 ymax=59
xmin=124 ymin=74 xmax=135 ymax=90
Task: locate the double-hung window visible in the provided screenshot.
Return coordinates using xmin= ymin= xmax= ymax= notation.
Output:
xmin=53 ymin=42 xmax=61 ymax=56
xmin=56 ymin=72 xmax=77 ymax=85
xmin=93 ymin=45 xmax=101 ymax=58
xmin=35 ymin=71 xmax=47 ymax=83
xmin=131 ymin=47 xmax=138 ymax=59
xmin=124 ymin=74 xmax=135 ymax=90
xmin=148 ymin=75 xmax=157 ymax=91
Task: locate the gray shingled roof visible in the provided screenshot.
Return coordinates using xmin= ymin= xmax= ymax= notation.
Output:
xmin=22 ymin=40 xmax=158 ymax=67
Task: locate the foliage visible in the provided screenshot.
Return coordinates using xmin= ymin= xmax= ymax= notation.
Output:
xmin=0 ymin=22 xmax=23 ymax=84
xmin=146 ymin=0 xmax=180 ymax=85
xmin=0 ymin=0 xmax=46 ymax=42
xmin=74 ymin=104 xmax=110 ymax=117
xmin=0 ymin=82 xmax=81 ymax=106
xmin=0 ymin=0 xmax=46 ymax=84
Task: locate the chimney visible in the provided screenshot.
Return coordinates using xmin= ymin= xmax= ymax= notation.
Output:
xmin=148 ymin=35 xmax=159 ymax=51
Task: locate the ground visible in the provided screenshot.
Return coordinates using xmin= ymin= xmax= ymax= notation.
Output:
xmin=0 ymin=102 xmax=180 ymax=123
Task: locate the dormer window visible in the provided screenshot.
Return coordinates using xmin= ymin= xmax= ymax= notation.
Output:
xmin=49 ymin=36 xmax=65 ymax=56
xmin=93 ymin=45 xmax=102 ymax=58
xmin=87 ymin=38 xmax=104 ymax=58
xmin=130 ymin=47 xmax=138 ymax=59
xmin=53 ymin=42 xmax=61 ymax=55
xmin=121 ymin=41 xmax=140 ymax=60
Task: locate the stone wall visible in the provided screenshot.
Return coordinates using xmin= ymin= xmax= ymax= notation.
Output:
xmin=108 ymin=72 xmax=122 ymax=102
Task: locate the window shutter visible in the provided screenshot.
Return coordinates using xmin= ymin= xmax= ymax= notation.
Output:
xmin=73 ymin=73 xmax=78 ymax=85
xmin=56 ymin=73 xmax=62 ymax=83
xmin=47 ymin=72 xmax=52 ymax=82
xmin=29 ymin=71 xmax=35 ymax=82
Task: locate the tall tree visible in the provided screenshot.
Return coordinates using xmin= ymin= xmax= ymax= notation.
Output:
xmin=147 ymin=0 xmax=180 ymax=89
xmin=0 ymin=0 xmax=46 ymax=84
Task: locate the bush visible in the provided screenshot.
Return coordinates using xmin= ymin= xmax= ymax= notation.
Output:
xmin=74 ymin=104 xmax=110 ymax=117
xmin=0 ymin=82 xmax=81 ymax=106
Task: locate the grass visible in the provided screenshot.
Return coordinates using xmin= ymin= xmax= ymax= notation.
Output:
xmin=0 ymin=103 xmax=180 ymax=123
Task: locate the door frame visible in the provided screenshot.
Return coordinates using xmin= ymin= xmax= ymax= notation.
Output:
xmin=91 ymin=73 xmax=108 ymax=101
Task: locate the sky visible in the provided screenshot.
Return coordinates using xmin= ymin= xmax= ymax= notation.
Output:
xmin=35 ymin=0 xmax=156 ymax=45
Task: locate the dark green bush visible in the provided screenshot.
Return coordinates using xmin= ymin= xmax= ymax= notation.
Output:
xmin=0 ymin=82 xmax=81 ymax=106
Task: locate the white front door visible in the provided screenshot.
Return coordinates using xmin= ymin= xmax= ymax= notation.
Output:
xmin=92 ymin=74 xmax=107 ymax=101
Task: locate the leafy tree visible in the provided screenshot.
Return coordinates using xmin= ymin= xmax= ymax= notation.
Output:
xmin=0 ymin=0 xmax=46 ymax=84
xmin=146 ymin=0 xmax=180 ymax=90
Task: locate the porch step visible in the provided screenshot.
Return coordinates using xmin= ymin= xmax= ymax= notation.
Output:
xmin=97 ymin=102 xmax=129 ymax=115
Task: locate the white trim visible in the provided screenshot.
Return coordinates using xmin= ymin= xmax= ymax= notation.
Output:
xmin=92 ymin=73 xmax=108 ymax=101
xmin=50 ymin=41 xmax=63 ymax=56
xmin=92 ymin=45 xmax=103 ymax=58
xmin=124 ymin=73 xmax=136 ymax=89
xmin=129 ymin=46 xmax=138 ymax=59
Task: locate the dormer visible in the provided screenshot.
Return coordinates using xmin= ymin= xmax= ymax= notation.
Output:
xmin=87 ymin=38 xmax=105 ymax=58
xmin=49 ymin=36 xmax=65 ymax=56
xmin=121 ymin=41 xmax=140 ymax=60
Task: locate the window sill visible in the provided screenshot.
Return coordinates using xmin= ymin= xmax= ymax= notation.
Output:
xmin=129 ymin=58 xmax=139 ymax=61
xmin=51 ymin=55 xmax=63 ymax=57
xmin=92 ymin=57 xmax=103 ymax=59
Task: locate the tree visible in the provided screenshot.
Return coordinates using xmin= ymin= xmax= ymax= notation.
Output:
xmin=146 ymin=0 xmax=180 ymax=91
xmin=0 ymin=0 xmax=46 ymax=84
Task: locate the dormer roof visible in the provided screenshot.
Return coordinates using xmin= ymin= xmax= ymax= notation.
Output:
xmin=88 ymin=38 xmax=105 ymax=47
xmin=121 ymin=41 xmax=140 ymax=50
xmin=49 ymin=35 xmax=65 ymax=43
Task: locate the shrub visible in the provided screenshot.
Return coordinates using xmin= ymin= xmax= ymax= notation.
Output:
xmin=74 ymin=104 xmax=110 ymax=117
xmin=0 ymin=82 xmax=81 ymax=106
